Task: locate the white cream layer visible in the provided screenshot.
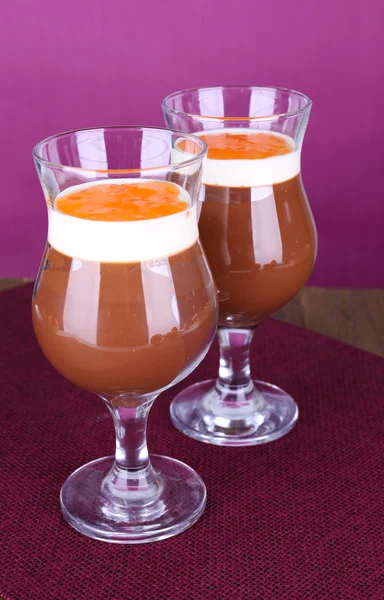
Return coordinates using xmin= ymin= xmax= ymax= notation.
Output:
xmin=174 ymin=129 xmax=300 ymax=188
xmin=48 ymin=179 xmax=198 ymax=263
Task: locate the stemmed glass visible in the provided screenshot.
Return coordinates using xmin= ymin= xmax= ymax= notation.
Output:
xmin=32 ymin=126 xmax=218 ymax=542
xmin=163 ymin=86 xmax=317 ymax=446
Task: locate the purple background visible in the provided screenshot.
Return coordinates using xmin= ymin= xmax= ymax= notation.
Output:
xmin=1 ymin=0 xmax=383 ymax=287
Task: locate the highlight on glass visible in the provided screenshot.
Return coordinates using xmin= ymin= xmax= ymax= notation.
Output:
xmin=162 ymin=86 xmax=317 ymax=446
xmin=32 ymin=126 xmax=218 ymax=543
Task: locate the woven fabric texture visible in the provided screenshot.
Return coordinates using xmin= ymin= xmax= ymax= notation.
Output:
xmin=0 ymin=284 xmax=383 ymax=600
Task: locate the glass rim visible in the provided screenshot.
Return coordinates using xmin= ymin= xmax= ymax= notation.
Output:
xmin=161 ymin=85 xmax=312 ymax=121
xmin=32 ymin=125 xmax=208 ymax=174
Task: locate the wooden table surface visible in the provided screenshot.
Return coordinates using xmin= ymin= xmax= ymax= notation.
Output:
xmin=1 ymin=279 xmax=383 ymax=358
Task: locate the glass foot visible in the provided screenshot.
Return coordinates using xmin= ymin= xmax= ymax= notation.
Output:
xmin=60 ymin=454 xmax=206 ymax=543
xmin=170 ymin=379 xmax=298 ymax=446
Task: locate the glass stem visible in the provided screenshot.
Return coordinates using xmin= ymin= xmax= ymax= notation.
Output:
xmin=216 ymin=328 xmax=255 ymax=393
xmin=101 ymin=396 xmax=160 ymax=506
